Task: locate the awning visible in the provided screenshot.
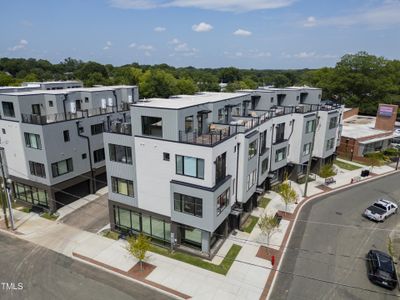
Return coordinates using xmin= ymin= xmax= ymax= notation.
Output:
xmin=358 ymin=135 xmax=395 ymax=145
xmin=197 ymin=110 xmax=211 ymax=114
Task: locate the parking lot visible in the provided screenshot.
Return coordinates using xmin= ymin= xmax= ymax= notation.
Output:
xmin=270 ymin=173 xmax=400 ymax=300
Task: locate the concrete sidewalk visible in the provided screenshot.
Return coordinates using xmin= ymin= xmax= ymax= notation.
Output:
xmin=0 ymin=160 xmax=397 ymax=300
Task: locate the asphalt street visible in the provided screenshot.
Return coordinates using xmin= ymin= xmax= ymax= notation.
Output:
xmin=270 ymin=173 xmax=400 ymax=300
xmin=0 ymin=233 xmax=172 ymax=300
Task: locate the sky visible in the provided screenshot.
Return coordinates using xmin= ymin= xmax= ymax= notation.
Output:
xmin=0 ymin=0 xmax=400 ymax=69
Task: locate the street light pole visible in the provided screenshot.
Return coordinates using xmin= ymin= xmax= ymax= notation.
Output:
xmin=303 ymin=110 xmax=320 ymax=198
xmin=0 ymin=148 xmax=9 ymax=229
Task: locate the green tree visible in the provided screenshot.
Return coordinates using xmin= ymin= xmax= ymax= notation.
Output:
xmin=139 ymin=69 xmax=177 ymax=98
xmin=319 ymin=164 xmax=337 ymax=178
xmin=127 ymin=234 xmax=151 ymax=271
xmin=0 ymin=72 xmax=15 ymax=86
xmin=258 ymin=214 xmax=280 ymax=245
xmin=279 ymin=181 xmax=298 ymax=213
xmin=176 ymin=78 xmax=198 ymax=95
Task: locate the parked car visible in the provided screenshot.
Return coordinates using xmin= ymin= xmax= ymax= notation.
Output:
xmin=366 ymin=250 xmax=398 ymax=290
xmin=363 ymin=199 xmax=398 ymax=222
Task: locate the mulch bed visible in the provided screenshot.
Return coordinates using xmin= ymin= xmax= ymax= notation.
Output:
xmin=127 ymin=261 xmax=156 ymax=279
xmin=256 ymin=246 xmax=280 ymax=263
xmin=276 ymin=210 xmax=294 ymax=221
xmin=316 ymin=184 xmax=333 ymax=192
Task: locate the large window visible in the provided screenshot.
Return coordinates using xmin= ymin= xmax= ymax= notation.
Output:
xmin=215 ymin=152 xmax=226 ymax=184
xmin=185 ymin=115 xmax=193 ymax=133
xmin=275 ymin=123 xmax=285 ymax=143
xmin=91 ymin=123 xmax=104 ymax=135
xmin=51 ymin=158 xmax=73 ymax=177
xmin=260 ymin=130 xmax=267 ymax=154
xmin=111 ymin=177 xmax=134 ymax=197
xmin=305 ymin=120 xmax=316 ymax=134
xmin=29 ymin=161 xmax=46 ymax=178
xmin=326 ymin=138 xmax=335 ymax=150
xmin=261 ymin=157 xmax=269 ymax=174
xmin=217 ymin=188 xmax=230 ymax=216
xmin=246 ymin=170 xmax=257 ymax=191
xmin=2 ymin=102 xmax=15 ymax=117
xmin=176 ymin=155 xmax=204 ymax=179
xmin=63 ymin=130 xmax=70 ymax=142
xmin=13 ymin=182 xmax=48 ymax=207
xmin=275 ymin=147 xmax=287 ymax=162
xmin=109 ymin=144 xmax=132 ymax=164
xmin=24 ymin=133 xmax=42 ymax=149
xmin=142 ymin=116 xmax=162 ymax=137
xmin=114 ymin=206 xmax=171 ymax=243
xmin=303 ymin=143 xmax=312 ymax=155
xmin=329 ymin=116 xmax=338 ymax=129
xmin=248 ymin=140 xmax=258 ymax=160
xmin=94 ymin=148 xmax=105 ymax=163
xmin=174 ymin=193 xmax=203 ymax=218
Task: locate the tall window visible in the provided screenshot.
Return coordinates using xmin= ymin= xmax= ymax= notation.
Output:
xmin=217 ymin=109 xmax=224 ymax=121
xmin=111 ymin=177 xmax=134 ymax=197
xmin=217 ymin=188 xmax=230 ymax=216
xmin=305 ymin=120 xmax=316 ymax=133
xmin=275 ymin=147 xmax=287 ymax=162
xmin=29 ymin=161 xmax=46 ymax=178
xmin=94 ymin=148 xmax=105 ymax=163
xmin=185 ymin=115 xmax=193 ymax=133
xmin=215 ymin=152 xmax=226 ymax=184
xmin=142 ymin=116 xmax=162 ymax=137
xmin=275 ymin=123 xmax=285 ymax=143
xmin=247 ymin=170 xmax=257 ymax=191
xmin=174 ymin=193 xmax=202 ymax=218
xmin=303 ymin=143 xmax=312 ymax=155
xmin=51 ymin=158 xmax=73 ymax=177
xmin=176 ymin=155 xmax=204 ymax=179
xmin=248 ymin=140 xmax=258 ymax=160
xmin=91 ymin=123 xmax=104 ymax=135
xmin=261 ymin=157 xmax=269 ymax=174
xmin=326 ymin=138 xmax=335 ymax=150
xmin=260 ymin=130 xmax=267 ymax=153
xmin=63 ymin=130 xmax=70 ymax=142
xmin=2 ymin=102 xmax=15 ymax=117
xmin=109 ymin=144 xmax=132 ymax=164
xmin=329 ymin=116 xmax=338 ymax=129
xmin=24 ymin=133 xmax=42 ymax=149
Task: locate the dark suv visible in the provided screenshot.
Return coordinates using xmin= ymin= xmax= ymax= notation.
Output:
xmin=366 ymin=250 xmax=398 ymax=290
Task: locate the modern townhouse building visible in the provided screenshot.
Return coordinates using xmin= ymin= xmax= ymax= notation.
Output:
xmin=0 ymin=84 xmax=138 ymax=212
xmin=0 ymin=80 xmax=83 ymax=93
xmin=104 ymin=87 xmax=343 ymax=257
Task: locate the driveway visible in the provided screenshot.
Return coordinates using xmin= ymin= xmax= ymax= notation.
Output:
xmin=59 ymin=193 xmax=109 ymax=233
xmin=270 ymin=173 xmax=400 ymax=300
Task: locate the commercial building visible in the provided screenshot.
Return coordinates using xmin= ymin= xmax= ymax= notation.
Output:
xmin=104 ymin=87 xmax=343 ymax=257
xmin=337 ymin=104 xmax=398 ymax=161
xmin=0 ymin=84 xmax=138 ymax=212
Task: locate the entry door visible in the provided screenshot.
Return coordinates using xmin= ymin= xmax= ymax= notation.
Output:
xmin=32 ymin=104 xmax=41 ymax=115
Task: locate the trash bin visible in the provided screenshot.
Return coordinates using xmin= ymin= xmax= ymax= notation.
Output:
xmin=361 ymin=170 xmax=370 ymax=177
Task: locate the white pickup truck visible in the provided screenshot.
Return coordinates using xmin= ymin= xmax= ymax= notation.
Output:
xmin=364 ymin=199 xmax=398 ymax=222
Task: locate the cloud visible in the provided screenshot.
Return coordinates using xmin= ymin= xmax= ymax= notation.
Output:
xmin=129 ymin=43 xmax=137 ymax=48
xmin=283 ymin=52 xmax=337 ymax=59
xmin=225 ymin=49 xmax=271 ymax=59
xmin=109 ymin=0 xmax=295 ymax=12
xmin=103 ymin=41 xmax=112 ymax=50
xmin=233 ymin=29 xmax=252 ymax=36
xmin=8 ymin=39 xmax=28 ymax=51
xmin=303 ymin=16 xmax=316 ymax=27
xmin=129 ymin=43 xmax=155 ymax=52
xmin=192 ymin=22 xmax=213 ymax=32
xmin=154 ymin=26 xmax=166 ymax=32
xmin=169 ymin=38 xmax=181 ymax=44
xmin=305 ymin=1 xmax=400 ymax=28
xmin=168 ymin=39 xmax=198 ymax=56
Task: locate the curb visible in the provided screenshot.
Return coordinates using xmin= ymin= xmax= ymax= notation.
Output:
xmin=264 ymin=169 xmax=400 ymax=300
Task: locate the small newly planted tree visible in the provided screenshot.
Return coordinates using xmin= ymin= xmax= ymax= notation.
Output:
xmin=319 ymin=164 xmax=336 ymax=178
xmin=258 ymin=214 xmax=280 ymax=246
xmin=127 ymin=234 xmax=151 ymax=271
xmin=279 ymin=181 xmax=298 ymax=214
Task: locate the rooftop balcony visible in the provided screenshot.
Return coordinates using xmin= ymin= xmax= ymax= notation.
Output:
xmin=179 ymin=124 xmax=238 ymax=146
xmin=108 ymin=121 xmax=132 ymax=135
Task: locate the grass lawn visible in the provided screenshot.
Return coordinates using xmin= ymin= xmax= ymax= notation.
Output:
xmin=333 ymin=159 xmax=361 ymax=171
xmin=297 ymin=176 xmax=315 ymax=185
xmin=242 ymin=216 xmax=259 ymax=233
xmin=102 ymin=230 xmax=120 ymax=240
xmin=149 ymin=244 xmax=242 ymax=275
xmin=259 ymin=197 xmax=271 ymax=209
xmin=40 ymin=212 xmax=58 ymax=221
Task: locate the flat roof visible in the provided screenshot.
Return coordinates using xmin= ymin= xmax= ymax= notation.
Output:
xmin=358 ymin=134 xmax=395 ymax=144
xmin=23 ymin=80 xmax=81 ymax=85
xmin=1 ymin=85 xmax=137 ymax=96
xmin=341 ymin=115 xmax=392 ymax=139
xmin=133 ymin=92 xmax=250 ymax=109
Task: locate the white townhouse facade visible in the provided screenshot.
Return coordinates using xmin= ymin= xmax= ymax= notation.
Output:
xmin=104 ymin=87 xmax=343 ymax=257
xmin=0 ymin=84 xmax=139 ymax=212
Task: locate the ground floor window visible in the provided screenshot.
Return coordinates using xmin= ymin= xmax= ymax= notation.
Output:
xmin=182 ymin=226 xmax=202 ymax=249
xmin=114 ymin=206 xmax=170 ymax=243
xmin=13 ymin=182 xmax=48 ymax=207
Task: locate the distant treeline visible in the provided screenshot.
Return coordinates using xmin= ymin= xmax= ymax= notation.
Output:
xmin=1 ymin=51 xmax=399 ymax=116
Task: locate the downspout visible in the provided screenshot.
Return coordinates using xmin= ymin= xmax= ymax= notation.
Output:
xmin=62 ymin=94 xmax=69 ymax=120
xmin=235 ymin=142 xmax=240 ymax=207
xmin=112 ymin=90 xmax=118 ymax=111
xmin=76 ymin=121 xmax=96 ymax=194
xmin=269 ymin=124 xmax=275 ymax=172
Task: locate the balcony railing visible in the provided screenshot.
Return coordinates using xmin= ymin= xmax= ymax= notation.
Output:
xmin=108 ymin=121 xmax=132 ymax=135
xmin=179 ymin=126 xmax=238 ymax=146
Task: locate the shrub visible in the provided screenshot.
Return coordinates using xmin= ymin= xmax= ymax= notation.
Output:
xmin=319 ymin=164 xmax=336 ymax=178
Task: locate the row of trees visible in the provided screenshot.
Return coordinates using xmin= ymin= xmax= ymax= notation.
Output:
xmin=1 ymin=52 xmax=400 ymax=115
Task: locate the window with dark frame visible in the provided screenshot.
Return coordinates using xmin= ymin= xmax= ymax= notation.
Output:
xmin=94 ymin=148 xmax=105 ymax=163
xmin=91 ymin=123 xmax=104 ymax=135
xmin=216 ymin=188 xmax=230 ymax=215
xmin=111 ymin=177 xmax=134 ymax=197
xmin=185 ymin=115 xmax=193 ymax=133
xmin=275 ymin=147 xmax=286 ymax=162
xmin=141 ymin=116 xmax=163 ymax=137
xmin=63 ymin=130 xmax=70 ymax=142
xmin=24 ymin=132 xmax=42 ymax=149
xmin=82 ymin=153 xmax=87 ymax=159
xmin=248 ymin=140 xmax=258 ymax=160
xmin=305 ymin=120 xmax=316 ymax=134
xmin=109 ymin=144 xmax=133 ymax=164
xmin=163 ymin=152 xmax=170 ymax=161
xmin=176 ymin=155 xmax=204 ymax=179
xmin=29 ymin=161 xmax=46 ymax=178
xmin=329 ymin=116 xmax=338 ymax=129
xmin=48 ymin=101 xmax=54 ymax=107
xmin=51 ymin=158 xmax=73 ymax=177
xmin=2 ymin=102 xmax=15 ymax=117
xmin=174 ymin=193 xmax=203 ymax=218
xmin=85 ymin=97 xmax=89 ymax=103
xmin=261 ymin=157 xmax=269 ymax=174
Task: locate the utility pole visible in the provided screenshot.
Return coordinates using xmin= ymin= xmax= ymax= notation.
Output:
xmin=303 ymin=109 xmax=320 ymax=197
xmin=396 ymin=150 xmax=399 ymax=171
xmin=0 ymin=148 xmax=9 ymax=229
xmin=0 ymin=147 xmax=14 ymax=230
